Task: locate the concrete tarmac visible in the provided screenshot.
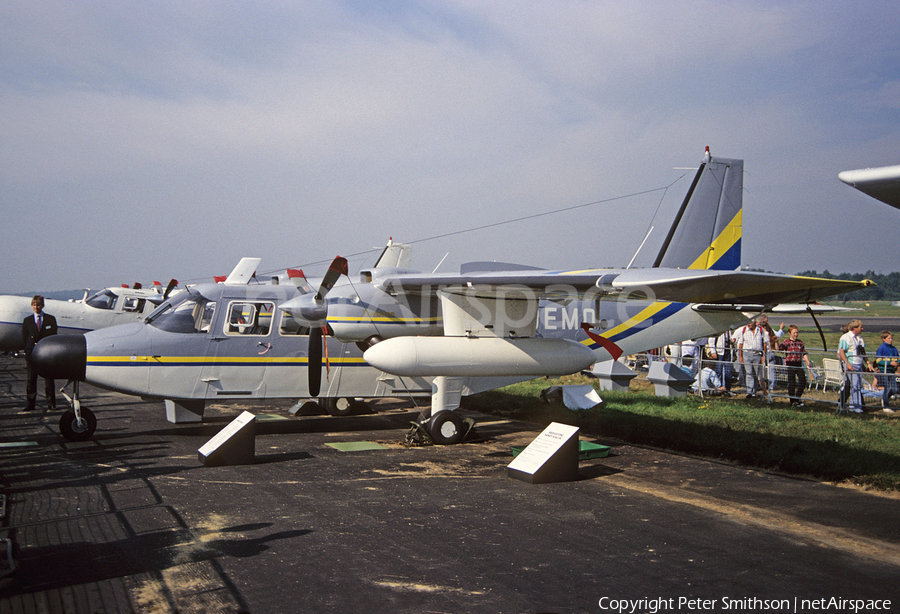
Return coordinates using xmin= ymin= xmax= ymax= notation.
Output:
xmin=0 ymin=354 xmax=898 ymax=614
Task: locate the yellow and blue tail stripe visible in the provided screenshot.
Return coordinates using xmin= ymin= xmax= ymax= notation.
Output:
xmin=688 ymin=209 xmax=742 ymax=271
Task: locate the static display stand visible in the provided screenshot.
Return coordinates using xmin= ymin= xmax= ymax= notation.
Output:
xmin=507 ymin=422 xmax=580 ymax=484
xmin=166 ymin=399 xmax=206 ymax=423
xmin=592 ymin=359 xmax=638 ymax=392
xmin=198 ymin=411 xmax=256 ymax=467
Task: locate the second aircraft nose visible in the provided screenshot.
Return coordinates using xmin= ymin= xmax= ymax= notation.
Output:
xmin=31 ymin=335 xmax=87 ymax=382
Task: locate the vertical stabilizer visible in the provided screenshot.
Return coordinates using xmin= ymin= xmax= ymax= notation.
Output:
xmin=653 ymin=151 xmax=743 ymax=270
xmin=374 ymin=238 xmax=412 ymax=268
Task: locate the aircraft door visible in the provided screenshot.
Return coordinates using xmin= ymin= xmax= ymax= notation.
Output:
xmin=199 ymin=299 xmax=274 ymax=399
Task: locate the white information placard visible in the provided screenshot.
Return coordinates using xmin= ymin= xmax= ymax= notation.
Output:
xmin=507 ymin=422 xmax=580 ymax=483
xmin=198 ymin=411 xmax=256 ymax=466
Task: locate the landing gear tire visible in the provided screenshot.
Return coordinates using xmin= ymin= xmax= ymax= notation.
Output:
xmin=427 ymin=411 xmax=465 ymax=445
xmin=321 ymin=397 xmax=357 ymax=417
xmin=59 ymin=407 xmax=97 ymax=441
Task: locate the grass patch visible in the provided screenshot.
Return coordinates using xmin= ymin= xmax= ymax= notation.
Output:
xmin=463 ymin=374 xmax=900 ymax=491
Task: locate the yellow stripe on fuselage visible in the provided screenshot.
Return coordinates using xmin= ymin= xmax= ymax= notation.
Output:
xmin=579 ymin=301 xmax=673 ymax=346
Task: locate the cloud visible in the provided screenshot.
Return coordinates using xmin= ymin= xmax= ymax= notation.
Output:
xmin=1 ymin=1 xmax=899 ymax=293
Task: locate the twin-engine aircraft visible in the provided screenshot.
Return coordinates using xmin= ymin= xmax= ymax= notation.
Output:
xmin=33 ymin=150 xmax=870 ymax=442
xmin=0 ymin=281 xmax=178 ymax=353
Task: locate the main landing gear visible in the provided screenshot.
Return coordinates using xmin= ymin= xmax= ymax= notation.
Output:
xmin=405 ymin=410 xmax=472 ymax=446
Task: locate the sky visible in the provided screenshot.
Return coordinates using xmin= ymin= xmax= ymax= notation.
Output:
xmin=2 ymin=0 xmax=899 ymax=295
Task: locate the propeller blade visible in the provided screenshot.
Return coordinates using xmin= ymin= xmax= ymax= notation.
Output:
xmin=309 ymin=326 xmax=323 ymax=397
xmin=163 ymin=279 xmax=178 ymax=300
xmin=316 ymin=257 xmax=349 ymax=301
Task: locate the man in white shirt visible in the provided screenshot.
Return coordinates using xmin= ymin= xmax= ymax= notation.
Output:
xmin=738 ymin=318 xmax=767 ymax=398
xmin=838 ymin=319 xmax=870 ymax=412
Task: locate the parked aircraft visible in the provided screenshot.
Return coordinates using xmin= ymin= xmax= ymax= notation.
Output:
xmin=0 ymin=281 xmax=178 ymax=353
xmin=839 ymin=164 xmax=900 ymax=209
xmin=33 ymin=150 xmax=870 ymax=443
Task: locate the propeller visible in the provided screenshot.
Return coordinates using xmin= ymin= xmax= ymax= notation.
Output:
xmin=303 ymin=257 xmax=348 ymax=397
xmin=163 ymin=279 xmax=178 ymax=300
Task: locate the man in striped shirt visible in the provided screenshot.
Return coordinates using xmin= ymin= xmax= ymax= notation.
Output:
xmin=779 ymin=325 xmax=812 ymax=406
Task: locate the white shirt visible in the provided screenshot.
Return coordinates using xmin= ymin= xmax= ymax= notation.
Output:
xmin=739 ymin=325 xmax=767 ymax=352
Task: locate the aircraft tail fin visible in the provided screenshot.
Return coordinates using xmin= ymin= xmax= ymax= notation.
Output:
xmin=374 ymin=238 xmax=412 ymax=268
xmin=653 ymin=149 xmax=743 ymax=271
xmin=224 ymin=258 xmax=262 ymax=285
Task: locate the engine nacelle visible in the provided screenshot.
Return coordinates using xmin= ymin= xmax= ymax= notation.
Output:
xmin=363 ymin=336 xmax=596 ymax=377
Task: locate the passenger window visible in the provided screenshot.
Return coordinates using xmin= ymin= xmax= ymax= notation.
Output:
xmin=225 ymin=302 xmax=274 ymax=335
xmin=279 ymin=312 xmax=310 ymax=336
xmin=123 ymin=297 xmax=146 ymax=312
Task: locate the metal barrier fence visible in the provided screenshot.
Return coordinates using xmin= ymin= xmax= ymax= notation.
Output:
xmin=627 ymin=348 xmax=899 ymax=414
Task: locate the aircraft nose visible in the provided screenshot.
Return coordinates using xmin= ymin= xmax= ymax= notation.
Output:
xmin=32 ymin=335 xmax=87 ymax=381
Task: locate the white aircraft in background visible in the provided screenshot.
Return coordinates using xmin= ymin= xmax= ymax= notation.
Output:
xmin=33 ymin=149 xmax=871 ymax=443
xmin=839 ymin=164 xmax=900 ymax=209
xmin=0 ymin=281 xmax=178 ymax=353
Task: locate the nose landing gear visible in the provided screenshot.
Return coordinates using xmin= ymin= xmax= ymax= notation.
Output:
xmin=58 ymin=381 xmax=97 ymax=441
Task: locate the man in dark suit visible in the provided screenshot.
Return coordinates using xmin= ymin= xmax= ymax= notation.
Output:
xmin=22 ymin=295 xmax=58 ymax=411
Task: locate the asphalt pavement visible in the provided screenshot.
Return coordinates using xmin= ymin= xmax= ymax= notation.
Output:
xmin=0 ymin=354 xmax=898 ymax=614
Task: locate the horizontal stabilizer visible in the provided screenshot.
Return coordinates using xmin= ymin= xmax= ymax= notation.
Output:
xmin=374 ymin=265 xmax=870 ymax=306
xmin=460 ymin=262 xmax=545 ymax=274
xmin=611 ymin=269 xmax=873 ymax=306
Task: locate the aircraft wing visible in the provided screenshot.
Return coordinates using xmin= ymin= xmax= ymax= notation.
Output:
xmin=839 ymin=165 xmax=900 ymax=209
xmin=374 ymin=268 xmax=872 ymax=306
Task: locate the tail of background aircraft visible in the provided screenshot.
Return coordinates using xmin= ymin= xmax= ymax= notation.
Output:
xmin=652 ymin=150 xmax=743 ymax=271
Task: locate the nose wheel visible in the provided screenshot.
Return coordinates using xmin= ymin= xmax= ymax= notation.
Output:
xmin=58 ymin=381 xmax=97 ymax=441
xmin=59 ymin=407 xmax=97 ymax=441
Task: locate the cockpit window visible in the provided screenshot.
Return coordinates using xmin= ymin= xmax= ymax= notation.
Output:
xmin=85 ymin=289 xmax=118 ymax=310
xmin=225 ymin=301 xmax=274 ymax=336
xmin=146 ymin=292 xmax=216 ymax=334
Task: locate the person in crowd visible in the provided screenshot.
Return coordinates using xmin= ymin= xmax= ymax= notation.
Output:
xmin=731 ymin=325 xmax=747 ymax=390
xmin=778 ymin=325 xmax=813 ymax=407
xmin=708 ymin=329 xmax=733 ymax=391
xmin=21 ymin=295 xmax=58 ymax=412
xmin=681 ymin=338 xmax=701 ymax=375
xmin=692 ymin=361 xmax=728 ymax=395
xmin=757 ymin=314 xmax=784 ymax=392
xmin=738 ymin=317 xmax=767 ymax=399
xmin=837 ymin=319 xmax=870 ymax=413
xmin=874 ymin=330 xmax=899 ymax=411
